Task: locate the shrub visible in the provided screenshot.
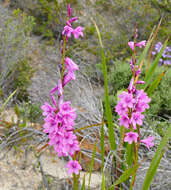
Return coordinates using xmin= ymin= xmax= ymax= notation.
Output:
xmin=0 ymin=8 xmax=35 ymax=102
xmin=8 ymin=0 xmax=78 ymax=40
xmin=17 ymin=102 xmax=42 ymax=122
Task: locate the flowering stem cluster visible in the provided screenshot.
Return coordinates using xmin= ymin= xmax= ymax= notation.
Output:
xmin=41 ymin=4 xmax=83 ymax=176
xmin=115 ymin=36 xmax=155 ymax=186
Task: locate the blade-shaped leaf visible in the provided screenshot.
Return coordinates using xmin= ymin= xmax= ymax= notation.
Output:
xmin=102 ymin=172 xmax=106 ymax=190
xmin=0 ymin=89 xmax=17 ymax=113
xmin=142 ymin=125 xmax=171 ymax=190
xmin=136 ymin=38 xmax=153 ymax=67
xmin=108 ymin=164 xmax=139 ymax=190
xmin=101 ymin=119 xmax=105 ymax=170
xmin=93 ymin=19 xmax=116 ymax=150
xmin=146 ymin=18 xmax=162 ymax=74
xmin=146 ymin=71 xmax=166 ymax=96
xmin=81 ymin=174 xmax=86 ymax=190
xmin=126 ymin=143 xmax=134 ymax=168
xmin=88 ymin=139 xmax=97 ymax=190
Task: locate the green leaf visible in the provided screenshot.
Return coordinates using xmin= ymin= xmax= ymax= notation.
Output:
xmin=81 ymin=174 xmax=86 ymax=190
xmin=101 ymin=120 xmax=106 ymax=190
xmin=102 ymin=172 xmax=106 ymax=190
xmin=136 ymin=38 xmax=153 ymax=67
xmin=146 ymin=71 xmax=165 ymax=96
xmin=0 ymin=89 xmax=17 ymax=113
xmin=144 ymin=38 xmax=168 ymax=89
xmin=142 ymin=125 xmax=171 ymax=190
xmin=73 ymin=173 xmax=79 ymax=190
xmin=93 ymin=20 xmax=116 ymax=150
xmin=88 ymin=139 xmax=97 ymax=190
xmin=108 ymin=164 xmax=139 ymax=190
xmin=126 ymin=143 xmax=134 ymax=168
xmin=101 ymin=119 xmax=105 ymax=170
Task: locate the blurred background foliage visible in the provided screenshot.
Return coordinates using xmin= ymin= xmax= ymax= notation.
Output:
xmin=0 ymin=0 xmax=170 ymax=122
xmin=0 ymin=8 xmax=35 ymax=102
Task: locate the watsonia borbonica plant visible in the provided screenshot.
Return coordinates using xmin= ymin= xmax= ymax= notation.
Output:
xmin=41 ymin=4 xmax=83 ymax=176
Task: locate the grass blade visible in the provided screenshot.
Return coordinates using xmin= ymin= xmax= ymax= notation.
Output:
xmin=101 ymin=119 xmax=106 ymax=189
xmin=136 ymin=38 xmax=153 ymax=67
xmin=81 ymin=174 xmax=86 ymax=190
xmin=146 ymin=71 xmax=166 ymax=96
xmin=146 ymin=18 xmax=162 ymax=74
xmin=108 ymin=164 xmax=139 ymax=190
xmin=142 ymin=125 xmax=171 ymax=190
xmin=144 ymin=38 xmax=168 ymax=89
xmin=101 ymin=119 xmax=105 ymax=170
xmin=88 ymin=139 xmax=97 ymax=190
xmin=93 ymin=19 xmax=116 ymax=150
xmin=102 ymin=172 xmax=106 ymax=190
xmin=126 ymin=143 xmax=134 ymax=168
xmin=0 ymin=89 xmax=17 ymax=113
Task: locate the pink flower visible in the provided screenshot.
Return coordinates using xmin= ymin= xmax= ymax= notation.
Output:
xmin=67 ymin=17 xmax=78 ymax=26
xmin=141 ymin=136 xmax=154 ymax=149
xmin=115 ymin=101 xmax=128 ymax=116
xmin=136 ymin=90 xmax=151 ymax=106
xmin=41 ymin=102 xmax=56 ymax=116
xmin=67 ymin=4 xmax=72 ymax=17
xmin=66 ymin=160 xmax=82 ymax=175
xmin=50 ymin=79 xmax=63 ymax=96
xmin=136 ymin=80 xmax=145 ymax=84
xmin=72 ymin=26 xmax=84 ymax=39
xmin=59 ymin=101 xmax=72 ymax=114
xmin=128 ymin=40 xmax=146 ymax=50
xmin=128 ymin=78 xmax=135 ymax=93
xmin=62 ymin=25 xmax=73 ymax=38
xmin=119 ymin=91 xmax=135 ymax=108
xmin=124 ymin=132 xmax=139 ymax=144
xmin=63 ymin=111 xmax=77 ymax=126
xmin=135 ymin=102 xmax=147 ymax=113
xmin=65 ymin=57 xmax=79 ymax=72
xmin=130 ymin=112 xmax=144 ymax=129
xmin=128 ymin=41 xmax=135 ymax=51
xmin=119 ymin=115 xmax=130 ymax=129
xmin=62 ymin=132 xmax=76 ymax=145
xmin=63 ymin=71 xmax=76 ymax=86
xmin=136 ymin=40 xmax=146 ymax=48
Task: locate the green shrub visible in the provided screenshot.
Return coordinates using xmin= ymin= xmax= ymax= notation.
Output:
xmin=9 ymin=0 xmax=78 ymax=40
xmin=12 ymin=58 xmax=35 ymax=101
xmin=0 ymin=9 xmax=35 ymax=102
xmin=17 ymin=102 xmax=42 ymax=122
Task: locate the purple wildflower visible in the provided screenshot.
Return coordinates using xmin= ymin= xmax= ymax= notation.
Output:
xmin=67 ymin=4 xmax=72 ymax=17
xmin=130 ymin=112 xmax=144 ymax=129
xmin=72 ymin=26 xmax=84 ymax=39
xmin=66 ymin=160 xmax=82 ymax=175
xmin=65 ymin=57 xmax=79 ymax=72
xmin=124 ymin=132 xmax=139 ymax=144
xmin=141 ymin=136 xmax=154 ymax=149
xmin=119 ymin=115 xmax=130 ymax=129
xmin=128 ymin=40 xmax=146 ymax=50
xmin=119 ymin=91 xmax=135 ymax=108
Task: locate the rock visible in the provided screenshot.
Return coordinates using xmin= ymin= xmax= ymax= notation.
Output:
xmin=0 ymin=148 xmax=101 ymax=190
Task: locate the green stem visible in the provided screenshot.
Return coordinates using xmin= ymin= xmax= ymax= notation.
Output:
xmin=61 ymin=36 xmax=67 ymax=83
xmin=129 ymin=142 xmax=138 ymax=190
xmin=73 ymin=173 xmax=79 ymax=190
xmin=116 ymin=126 xmax=126 ymax=189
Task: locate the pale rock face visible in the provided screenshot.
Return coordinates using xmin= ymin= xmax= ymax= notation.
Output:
xmin=0 ymin=149 xmax=101 ymax=190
